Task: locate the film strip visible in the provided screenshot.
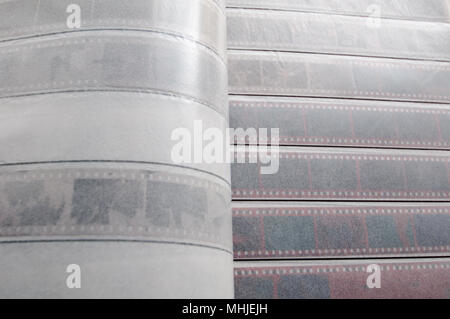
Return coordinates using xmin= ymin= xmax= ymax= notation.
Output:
xmin=0 ymin=163 xmax=232 ymax=252
xmin=230 ymin=96 xmax=450 ymax=150
xmin=228 ymin=50 xmax=450 ymax=104
xmin=227 ymin=8 xmax=450 ymax=62
xmin=0 ymin=0 xmax=226 ymax=60
xmin=226 ymin=0 xmax=450 ymax=22
xmin=0 ymin=92 xmax=230 ymax=181
xmin=232 ymin=147 xmax=450 ymax=200
xmin=233 ymin=202 xmax=450 ymax=259
xmin=0 ymin=31 xmax=228 ymax=115
xmin=234 ymin=259 xmax=450 ymax=299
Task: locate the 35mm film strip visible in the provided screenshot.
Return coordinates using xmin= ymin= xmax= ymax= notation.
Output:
xmin=230 ymin=96 xmax=450 ymax=149
xmin=0 ymin=92 xmax=230 ymax=181
xmin=235 ymin=259 xmax=450 ymax=299
xmin=232 ymin=147 xmax=450 ymax=200
xmin=0 ymin=31 xmax=228 ymax=115
xmin=0 ymin=0 xmax=226 ymax=59
xmin=233 ymin=202 xmax=450 ymax=259
xmin=228 ymin=8 xmax=450 ymax=62
xmin=0 ymin=163 xmax=232 ymax=252
xmin=229 ymin=50 xmax=450 ymax=103
xmin=226 ymin=0 xmax=450 ymax=22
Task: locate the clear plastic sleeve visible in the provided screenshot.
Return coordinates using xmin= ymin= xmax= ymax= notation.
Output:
xmin=0 ymin=162 xmax=232 ymax=252
xmin=0 ymin=92 xmax=230 ymax=181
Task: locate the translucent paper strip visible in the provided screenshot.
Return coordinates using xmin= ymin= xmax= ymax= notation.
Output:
xmin=230 ymin=96 xmax=450 ymax=150
xmin=232 ymin=147 xmax=450 ymax=201
xmin=226 ymin=0 xmax=450 ymax=22
xmin=0 ymin=0 xmax=226 ymax=60
xmin=233 ymin=202 xmax=450 ymax=259
xmin=227 ymin=8 xmax=450 ymax=62
xmin=0 ymin=163 xmax=232 ymax=252
xmin=0 ymin=31 xmax=228 ymax=116
xmin=0 ymin=92 xmax=230 ymax=181
xmin=228 ymin=51 xmax=450 ymax=104
xmin=235 ymin=259 xmax=450 ymax=299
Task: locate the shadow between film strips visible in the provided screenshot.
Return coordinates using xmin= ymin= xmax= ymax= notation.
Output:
xmin=234 ymin=259 xmax=450 ymax=299
xmin=0 ymin=163 xmax=232 ymax=253
xmin=233 ymin=202 xmax=450 ymax=259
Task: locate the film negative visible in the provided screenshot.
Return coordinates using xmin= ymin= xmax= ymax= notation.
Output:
xmin=234 ymin=259 xmax=450 ymax=299
xmin=227 ymin=8 xmax=450 ymax=62
xmin=232 ymin=147 xmax=450 ymax=201
xmin=0 ymin=162 xmax=232 ymax=253
xmin=0 ymin=92 xmax=230 ymax=181
xmin=0 ymin=31 xmax=228 ymax=115
xmin=226 ymin=0 xmax=450 ymax=22
xmin=230 ymin=96 xmax=450 ymax=150
xmin=233 ymin=202 xmax=450 ymax=259
xmin=228 ymin=50 xmax=450 ymax=104
xmin=0 ymin=0 xmax=226 ymax=60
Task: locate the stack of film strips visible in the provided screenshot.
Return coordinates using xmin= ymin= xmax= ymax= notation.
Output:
xmin=0 ymin=0 xmax=233 ymax=298
xmin=227 ymin=0 xmax=450 ymax=298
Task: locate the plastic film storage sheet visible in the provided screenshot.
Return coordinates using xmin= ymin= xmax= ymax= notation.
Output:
xmin=0 ymin=92 xmax=230 ymax=181
xmin=0 ymin=0 xmax=233 ymax=298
